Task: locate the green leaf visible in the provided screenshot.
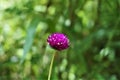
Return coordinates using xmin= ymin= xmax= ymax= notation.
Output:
xmin=20 ymin=17 xmax=40 ymax=64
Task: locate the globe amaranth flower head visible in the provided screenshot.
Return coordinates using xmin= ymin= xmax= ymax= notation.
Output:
xmin=47 ymin=33 xmax=70 ymax=51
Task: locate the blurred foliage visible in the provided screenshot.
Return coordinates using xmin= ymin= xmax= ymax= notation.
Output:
xmin=0 ymin=0 xmax=120 ymax=80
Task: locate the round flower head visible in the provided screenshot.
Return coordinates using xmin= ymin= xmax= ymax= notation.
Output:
xmin=47 ymin=33 xmax=69 ymax=51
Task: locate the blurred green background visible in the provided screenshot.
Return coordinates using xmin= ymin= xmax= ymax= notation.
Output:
xmin=0 ymin=0 xmax=120 ymax=80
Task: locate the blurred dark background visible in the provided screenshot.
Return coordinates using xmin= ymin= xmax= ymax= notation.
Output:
xmin=0 ymin=0 xmax=120 ymax=80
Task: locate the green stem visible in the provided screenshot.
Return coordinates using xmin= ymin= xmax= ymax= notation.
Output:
xmin=48 ymin=52 xmax=56 ymax=80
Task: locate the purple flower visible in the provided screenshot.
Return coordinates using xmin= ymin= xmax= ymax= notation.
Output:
xmin=47 ymin=33 xmax=69 ymax=51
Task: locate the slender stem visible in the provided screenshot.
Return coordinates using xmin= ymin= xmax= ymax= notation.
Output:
xmin=48 ymin=52 xmax=56 ymax=80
